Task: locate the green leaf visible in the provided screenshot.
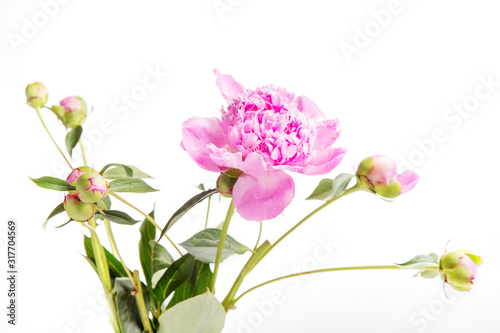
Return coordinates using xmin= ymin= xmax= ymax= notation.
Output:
xmin=84 ymin=235 xmax=128 ymax=280
xmin=152 ymin=242 xmax=174 ymax=275
xmin=100 ymin=163 xmax=134 ymax=177
xmin=103 ymin=165 xmax=152 ymax=179
xmin=43 ymin=202 xmax=65 ymax=230
xmin=167 ymin=259 xmax=213 ymax=310
xmin=306 ymin=173 xmax=354 ymax=201
xmin=114 ymin=278 xmax=151 ymax=333
xmin=65 ymin=125 xmax=82 ymax=158
xmin=109 ymin=178 xmax=158 ymax=193
xmin=158 ymin=189 xmax=218 ymax=241
xmin=158 ymin=291 xmax=225 ymax=333
xmin=97 ymin=210 xmax=141 ymax=225
xmin=396 ymin=254 xmax=439 ymax=270
xmin=180 ymin=228 xmax=250 ymax=264
xmin=429 ymin=253 xmax=440 ymax=261
xmin=417 ymin=269 xmax=440 ymax=279
xmin=102 ymin=195 xmax=112 ymax=209
xmin=154 ymin=254 xmax=195 ymax=308
xmin=30 ymin=176 xmax=75 ymax=191
xmin=138 ymin=210 xmax=157 ymax=311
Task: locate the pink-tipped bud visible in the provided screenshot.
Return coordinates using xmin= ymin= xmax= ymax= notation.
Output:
xmin=26 ymin=82 xmax=48 ymax=108
xmin=75 ymin=170 xmax=109 ymax=203
xmin=66 ymin=166 xmax=94 ymax=185
xmin=52 ymin=96 xmax=87 ymax=128
xmin=64 ymin=192 xmax=95 ymax=222
xmin=439 ymin=250 xmax=482 ymax=292
xmin=357 ymin=155 xmax=419 ymax=198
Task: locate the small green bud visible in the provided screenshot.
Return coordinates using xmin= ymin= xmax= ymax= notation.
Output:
xmin=217 ymin=173 xmax=238 ymax=198
xmin=53 ymin=96 xmax=87 ymax=128
xmin=64 ymin=192 xmax=95 ymax=222
xmin=26 ymin=82 xmax=48 ymax=109
xmin=439 ymin=250 xmax=482 ymax=292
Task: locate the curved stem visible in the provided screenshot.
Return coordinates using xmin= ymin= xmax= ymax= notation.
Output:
xmin=35 ymin=107 xmax=73 ymax=169
xmin=234 ymin=265 xmax=403 ymax=304
xmin=80 ymin=139 xmax=87 ymax=166
xmin=104 ymin=219 xmax=136 ymax=286
xmin=253 ymin=222 xmax=262 ymax=251
xmin=205 ymin=196 xmax=211 ymax=229
xmin=268 ymin=184 xmax=362 ymax=253
xmin=210 ymin=200 xmax=235 ymax=293
xmin=133 ymin=270 xmax=152 ymax=333
xmin=108 ymin=192 xmax=182 ymax=256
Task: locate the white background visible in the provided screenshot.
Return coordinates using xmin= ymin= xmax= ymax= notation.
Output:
xmin=1 ymin=0 xmax=500 ymax=332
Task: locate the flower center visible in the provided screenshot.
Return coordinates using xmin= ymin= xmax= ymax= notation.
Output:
xmin=221 ymin=86 xmax=316 ymax=166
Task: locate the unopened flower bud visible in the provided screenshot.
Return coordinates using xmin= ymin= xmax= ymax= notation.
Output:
xmin=217 ymin=172 xmax=238 ymax=198
xmin=66 ymin=166 xmax=94 ymax=185
xmin=357 ymin=155 xmax=418 ymax=198
xmin=75 ymin=170 xmax=109 ymax=203
xmin=26 ymin=82 xmax=48 ymax=108
xmin=439 ymin=250 xmax=482 ymax=291
xmin=64 ymin=192 xmax=95 ymax=222
xmin=53 ymin=96 xmax=87 ymax=128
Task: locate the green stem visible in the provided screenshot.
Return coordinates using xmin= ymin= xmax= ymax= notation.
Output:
xmin=80 ymin=139 xmax=87 ymax=166
xmin=253 ymin=222 xmax=262 ymax=251
xmin=210 ymin=200 xmax=235 ymax=293
xmin=204 ymin=196 xmax=211 ymax=229
xmin=233 ymin=265 xmax=403 ymax=305
xmin=222 ymin=182 xmax=363 ymax=310
xmin=108 ymin=192 xmax=183 ymax=256
xmin=35 ymin=107 xmax=73 ymax=169
xmin=133 ymin=270 xmax=152 ymax=333
xmin=104 ymin=219 xmax=136 ymax=286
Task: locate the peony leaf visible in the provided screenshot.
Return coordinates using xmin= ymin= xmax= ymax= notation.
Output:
xmin=43 ymin=202 xmax=65 ymax=230
xmin=100 ymin=163 xmax=134 ymax=177
xmin=109 ymin=178 xmax=158 ymax=193
xmin=306 ymin=173 xmax=354 ymax=201
xmin=154 ymin=254 xmax=195 ymax=308
xmin=65 ymin=125 xmax=82 ymax=158
xmin=396 ymin=254 xmax=439 ymax=270
xmin=103 ymin=165 xmax=152 ymax=179
xmin=158 ymin=189 xmax=218 ymax=241
xmin=97 ymin=210 xmax=141 ymax=225
xmin=30 ymin=176 xmax=75 ymax=191
xmin=158 ymin=291 xmax=225 ymax=333
xmin=114 ymin=278 xmax=150 ymax=333
xmin=180 ymin=228 xmax=250 ymax=264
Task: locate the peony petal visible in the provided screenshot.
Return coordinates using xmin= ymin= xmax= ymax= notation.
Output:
xmin=370 ymin=155 xmax=397 ymax=185
xmin=298 ymin=147 xmax=347 ymax=175
xmin=396 ymin=170 xmax=419 ymax=194
xmin=208 ymin=148 xmax=267 ymax=177
xmin=232 ymin=170 xmax=295 ymax=221
xmin=296 ymin=95 xmax=325 ymax=120
xmin=313 ymin=119 xmax=341 ymax=150
xmin=181 ymin=117 xmax=229 ymax=172
xmin=214 ymin=69 xmax=245 ymax=100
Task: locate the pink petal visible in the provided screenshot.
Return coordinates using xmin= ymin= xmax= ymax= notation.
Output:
xmin=298 ymin=147 xmax=347 ymax=175
xmin=232 ymin=170 xmax=295 ymax=221
xmin=296 ymin=95 xmax=325 ymax=120
xmin=214 ymin=69 xmax=245 ymax=100
xmin=370 ymin=155 xmax=396 ymax=184
xmin=208 ymin=147 xmax=267 ymax=177
xmin=396 ymin=170 xmax=419 ymax=193
xmin=313 ymin=119 xmax=341 ymax=150
xmin=181 ymin=117 xmax=229 ymax=172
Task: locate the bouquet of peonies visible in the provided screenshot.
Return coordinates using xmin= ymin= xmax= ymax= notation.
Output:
xmin=26 ymin=71 xmax=482 ymax=333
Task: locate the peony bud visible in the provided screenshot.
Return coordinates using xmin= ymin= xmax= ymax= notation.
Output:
xmin=357 ymin=155 xmax=419 ymax=198
xmin=216 ymin=172 xmax=238 ymax=198
xmin=52 ymin=96 xmax=87 ymax=128
xmin=66 ymin=166 xmax=94 ymax=185
xmin=25 ymin=82 xmax=48 ymax=108
xmin=75 ymin=170 xmax=109 ymax=203
xmin=439 ymin=250 xmax=482 ymax=291
xmin=64 ymin=192 xmax=95 ymax=222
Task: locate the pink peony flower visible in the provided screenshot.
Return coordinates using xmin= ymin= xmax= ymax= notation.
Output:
xmin=357 ymin=155 xmax=418 ymax=198
xmin=181 ymin=70 xmax=347 ymax=221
